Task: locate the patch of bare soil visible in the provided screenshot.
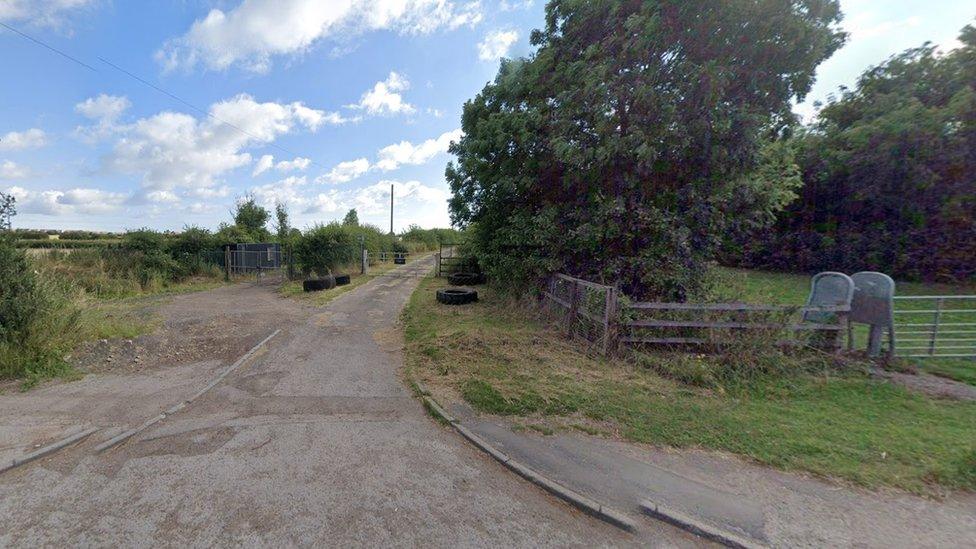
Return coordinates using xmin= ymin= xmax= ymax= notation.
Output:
xmin=73 ymin=282 xmax=312 ymax=376
xmin=873 ymin=367 xmax=976 ymax=401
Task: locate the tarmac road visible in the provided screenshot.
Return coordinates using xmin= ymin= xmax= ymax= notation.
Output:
xmin=0 ymin=256 xmax=698 ymax=547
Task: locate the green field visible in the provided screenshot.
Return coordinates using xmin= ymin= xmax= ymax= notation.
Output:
xmin=404 ymin=275 xmax=976 ymax=495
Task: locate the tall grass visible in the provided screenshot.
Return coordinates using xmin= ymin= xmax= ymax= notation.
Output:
xmin=0 ymin=238 xmax=82 ymax=385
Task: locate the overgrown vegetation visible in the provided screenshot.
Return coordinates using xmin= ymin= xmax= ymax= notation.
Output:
xmin=404 ymin=276 xmax=976 ymax=495
xmin=0 ymin=234 xmax=81 ymax=384
xmin=447 ymin=0 xmax=846 ymax=300
xmin=726 ymin=25 xmax=976 ymax=282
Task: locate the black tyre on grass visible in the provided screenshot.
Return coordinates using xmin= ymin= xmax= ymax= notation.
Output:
xmin=303 ymin=275 xmax=336 ymax=292
xmin=436 ymin=287 xmax=478 ymax=305
xmin=448 ymin=272 xmax=485 ymax=286
xmin=335 ymin=274 xmax=351 ymax=286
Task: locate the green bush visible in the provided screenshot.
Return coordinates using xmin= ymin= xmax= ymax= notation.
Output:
xmin=123 ymin=228 xmax=167 ymax=254
xmin=295 ymin=223 xmax=358 ymax=277
xmin=0 ymin=235 xmax=80 ymax=383
xmin=12 ymin=229 xmax=48 ymax=240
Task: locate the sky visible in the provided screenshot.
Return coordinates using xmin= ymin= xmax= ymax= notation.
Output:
xmin=0 ymin=0 xmax=973 ymax=233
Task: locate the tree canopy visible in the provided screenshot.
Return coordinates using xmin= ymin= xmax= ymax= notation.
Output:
xmin=447 ymin=0 xmax=845 ymax=299
xmin=342 ymin=209 xmax=359 ymax=226
xmin=728 ymin=24 xmax=976 ymax=282
xmin=230 ymin=195 xmax=271 ymax=242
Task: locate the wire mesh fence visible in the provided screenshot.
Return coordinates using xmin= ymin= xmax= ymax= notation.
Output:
xmin=541 ymin=274 xmax=618 ymax=355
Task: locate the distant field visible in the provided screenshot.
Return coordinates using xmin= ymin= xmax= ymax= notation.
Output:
xmin=714 ymin=267 xmax=976 ymax=386
xmin=18 ymin=240 xmax=122 ymax=249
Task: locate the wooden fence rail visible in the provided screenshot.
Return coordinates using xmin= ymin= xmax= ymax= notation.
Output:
xmin=541 ymin=273 xmax=850 ymax=354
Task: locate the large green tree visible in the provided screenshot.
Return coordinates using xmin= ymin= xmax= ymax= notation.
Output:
xmin=447 ymin=0 xmax=845 ymax=299
xmin=731 ymin=25 xmax=976 ymax=281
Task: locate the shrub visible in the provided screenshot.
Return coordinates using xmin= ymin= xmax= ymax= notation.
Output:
xmin=123 ymin=228 xmax=167 ymax=254
xmin=12 ymin=229 xmax=48 ymax=240
xmin=295 ymin=223 xmax=358 ymax=277
xmin=0 ymin=235 xmax=80 ymax=383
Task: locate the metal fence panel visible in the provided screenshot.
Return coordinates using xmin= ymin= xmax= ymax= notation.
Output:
xmin=891 ymin=296 xmax=976 ymax=358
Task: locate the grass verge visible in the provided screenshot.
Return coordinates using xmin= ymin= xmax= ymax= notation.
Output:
xmin=404 ymin=275 xmax=976 ymax=496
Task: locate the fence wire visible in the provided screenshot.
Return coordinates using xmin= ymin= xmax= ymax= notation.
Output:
xmin=542 ymin=274 xmax=616 ymax=355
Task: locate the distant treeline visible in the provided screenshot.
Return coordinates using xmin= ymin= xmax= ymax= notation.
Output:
xmin=725 ymin=25 xmax=976 ymax=282
xmin=11 ymin=229 xmax=122 ymax=241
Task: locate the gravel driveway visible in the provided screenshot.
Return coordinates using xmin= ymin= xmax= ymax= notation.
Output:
xmin=0 ymin=257 xmax=695 ymax=547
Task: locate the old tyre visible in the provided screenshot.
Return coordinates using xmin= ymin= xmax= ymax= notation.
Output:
xmin=449 ymin=272 xmax=484 ymax=286
xmin=303 ymin=276 xmax=336 ymax=292
xmin=436 ymin=287 xmax=478 ymax=305
xmin=335 ymin=274 xmax=351 ymax=286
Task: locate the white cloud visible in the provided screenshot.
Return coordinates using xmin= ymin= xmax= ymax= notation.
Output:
xmin=75 ymin=94 xmax=131 ymax=141
xmin=349 ymin=72 xmax=416 ymax=116
xmin=6 ymin=185 xmax=128 ymax=215
xmin=477 ymin=29 xmax=518 ymax=61
xmin=0 ymin=160 xmax=29 ymax=179
xmin=0 ymin=129 xmax=47 ymax=151
xmin=253 ymin=154 xmax=274 ymax=176
xmin=251 ymin=175 xmax=310 ymax=210
xmin=189 ymin=202 xmax=216 ymax=214
xmin=276 ymin=156 xmax=311 ymax=172
xmin=350 ymin=179 xmax=448 ymax=215
xmin=157 ymin=0 xmax=484 ymax=73
xmin=499 ymin=0 xmax=532 ymax=11
xmin=318 ymin=158 xmax=370 ymax=184
xmin=0 ymin=0 xmax=96 ymax=27
xmin=76 ymin=94 xmax=131 ymax=122
xmin=146 ymin=190 xmax=180 ymax=203
xmin=248 ymin=175 xmax=448 ymax=228
xmin=375 ymin=128 xmax=462 ymax=171
xmin=101 ymin=94 xmax=325 ymax=194
xmin=188 ymin=185 xmax=232 ymax=199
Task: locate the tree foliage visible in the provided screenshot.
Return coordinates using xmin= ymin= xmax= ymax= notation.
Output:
xmin=729 ymin=25 xmax=976 ymax=281
xmin=342 ymin=208 xmax=359 ymax=226
xmin=447 ymin=0 xmax=845 ymax=299
xmin=231 ymin=195 xmax=271 ymax=242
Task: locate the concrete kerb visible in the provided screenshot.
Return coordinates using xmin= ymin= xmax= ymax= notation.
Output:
xmin=417 ymin=386 xmax=638 ymax=534
xmin=95 ymin=329 xmax=281 ymax=453
xmin=1 ymin=426 xmax=99 ymax=475
xmin=640 ymin=499 xmax=766 ymax=549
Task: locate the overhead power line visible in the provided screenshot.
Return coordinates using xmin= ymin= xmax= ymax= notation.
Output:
xmin=0 ymin=21 xmax=98 ymax=72
xmin=1 ymin=21 xmax=325 ymax=170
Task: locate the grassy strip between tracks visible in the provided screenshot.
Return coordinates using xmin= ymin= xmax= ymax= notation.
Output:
xmin=279 ymin=255 xmax=431 ymax=306
xmin=403 ymin=275 xmax=976 ymax=496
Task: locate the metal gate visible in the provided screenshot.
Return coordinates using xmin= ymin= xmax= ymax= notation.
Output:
xmin=892 ymin=295 xmax=976 ymax=358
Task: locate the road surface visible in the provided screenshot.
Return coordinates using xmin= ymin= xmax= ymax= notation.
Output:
xmin=0 ymin=257 xmax=697 ymax=547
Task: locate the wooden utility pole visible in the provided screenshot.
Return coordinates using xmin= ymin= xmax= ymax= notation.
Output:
xmin=390 ymin=183 xmax=394 ymax=235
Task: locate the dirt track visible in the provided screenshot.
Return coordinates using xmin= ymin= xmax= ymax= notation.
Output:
xmin=0 ymin=258 xmax=696 ymax=546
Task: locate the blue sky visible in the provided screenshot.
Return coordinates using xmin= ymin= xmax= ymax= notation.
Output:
xmin=1 ymin=0 xmax=973 ymax=233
